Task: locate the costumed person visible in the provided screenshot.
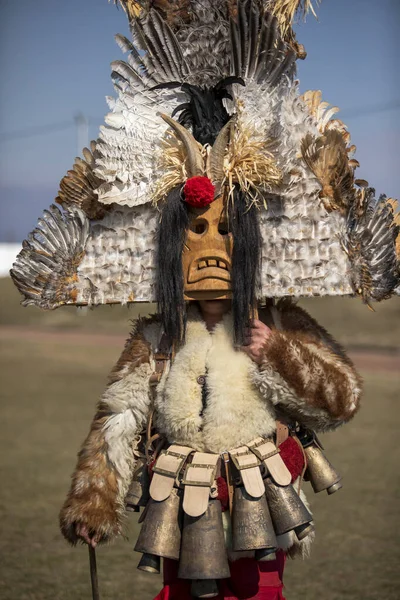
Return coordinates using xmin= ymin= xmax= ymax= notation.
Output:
xmin=11 ymin=1 xmax=400 ymax=599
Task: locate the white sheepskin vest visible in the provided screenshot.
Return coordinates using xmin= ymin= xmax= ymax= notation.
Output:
xmin=154 ymin=309 xmax=277 ymax=453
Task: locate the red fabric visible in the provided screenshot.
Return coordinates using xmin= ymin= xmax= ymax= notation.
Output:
xmin=183 ymin=176 xmax=215 ymax=207
xmin=152 ymin=554 xmax=286 ymax=600
xmin=278 ymin=437 xmax=305 ymax=483
xmin=216 ymin=476 xmax=230 ymax=512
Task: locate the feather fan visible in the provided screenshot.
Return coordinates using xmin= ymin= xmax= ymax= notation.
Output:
xmin=344 ymin=189 xmax=399 ymax=302
xmin=10 ymin=206 xmax=89 ymax=308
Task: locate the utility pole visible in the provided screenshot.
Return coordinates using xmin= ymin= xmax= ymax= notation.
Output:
xmin=74 ymin=112 xmax=89 ymax=155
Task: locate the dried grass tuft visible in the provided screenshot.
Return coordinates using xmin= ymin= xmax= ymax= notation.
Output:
xmin=266 ymin=0 xmax=320 ymax=37
xmin=151 ymin=131 xmax=205 ymax=204
xmin=225 ymin=121 xmax=282 ymax=207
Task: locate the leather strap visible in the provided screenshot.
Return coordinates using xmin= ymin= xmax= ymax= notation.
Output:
xmin=182 ymin=452 xmax=219 ymax=517
xmin=270 ymin=305 xmax=283 ymax=330
xmin=222 ymin=452 xmax=234 ymax=516
xmin=146 ymin=333 xmax=172 ymax=461
xmin=293 ymin=434 xmax=308 ymax=494
xmin=275 ymin=420 xmax=289 ymax=447
xmin=149 ymin=332 xmax=171 ymax=386
xmin=247 ymin=436 xmax=291 ymax=487
xmin=150 ymin=445 xmax=193 ymax=501
xmin=229 ymin=446 xmax=265 ymax=499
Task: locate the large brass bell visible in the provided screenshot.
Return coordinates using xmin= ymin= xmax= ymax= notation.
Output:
xmin=178 ymin=499 xmax=230 ymax=581
xmin=126 ymin=458 xmax=150 ymax=511
xmin=304 ymin=443 xmax=342 ymax=495
xmin=232 ymin=486 xmax=277 ymax=553
xmin=264 ymin=478 xmax=313 ymax=540
xmin=134 ymin=487 xmax=182 ymax=561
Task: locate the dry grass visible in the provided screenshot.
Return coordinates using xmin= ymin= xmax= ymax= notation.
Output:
xmin=2 ymin=276 xmax=399 ymax=349
xmin=0 ymin=336 xmax=162 ymax=600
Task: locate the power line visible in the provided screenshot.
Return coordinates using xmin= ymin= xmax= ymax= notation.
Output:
xmin=0 ymin=116 xmax=102 ymax=143
xmin=340 ymin=100 xmax=400 ymax=119
xmin=1 ymin=100 xmax=399 ymax=143
xmin=0 ymin=120 xmax=74 ymax=142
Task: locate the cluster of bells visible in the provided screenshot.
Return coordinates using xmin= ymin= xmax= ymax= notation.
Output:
xmin=126 ymin=433 xmax=341 ymax=599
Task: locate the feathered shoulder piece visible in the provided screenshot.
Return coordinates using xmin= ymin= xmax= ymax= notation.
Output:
xmin=11 ymin=0 xmax=399 ymax=308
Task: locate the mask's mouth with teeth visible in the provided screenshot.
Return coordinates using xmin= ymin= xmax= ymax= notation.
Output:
xmin=187 ymin=255 xmax=231 ymax=283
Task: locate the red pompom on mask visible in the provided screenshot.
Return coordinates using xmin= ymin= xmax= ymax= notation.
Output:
xmin=183 ymin=176 xmax=215 ymax=208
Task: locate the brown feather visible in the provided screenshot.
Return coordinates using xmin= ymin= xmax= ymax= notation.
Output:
xmin=301 ymin=130 xmax=355 ymax=213
xmin=56 ymin=141 xmax=108 ymax=220
xmin=386 ymin=198 xmax=400 ymax=258
xmin=112 ymin=0 xmax=191 ymax=27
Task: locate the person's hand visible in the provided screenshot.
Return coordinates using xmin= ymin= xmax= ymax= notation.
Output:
xmin=241 ymin=319 xmax=272 ymax=365
xmin=75 ymin=523 xmax=101 ymax=548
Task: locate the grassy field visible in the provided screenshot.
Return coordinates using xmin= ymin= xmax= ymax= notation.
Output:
xmin=0 ymin=276 xmax=399 ymax=599
xmin=2 ymin=276 xmax=400 ymax=348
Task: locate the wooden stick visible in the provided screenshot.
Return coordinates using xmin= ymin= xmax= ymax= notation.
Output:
xmin=88 ymin=545 xmax=100 ymax=600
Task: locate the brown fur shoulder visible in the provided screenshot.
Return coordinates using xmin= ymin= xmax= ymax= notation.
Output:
xmin=275 ymin=298 xmax=352 ymax=365
xmin=108 ymin=314 xmax=160 ymax=385
xmin=259 ymin=299 xmax=362 ymax=426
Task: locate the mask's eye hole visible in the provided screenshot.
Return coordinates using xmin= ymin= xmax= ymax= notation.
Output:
xmin=190 ymin=219 xmax=207 ymax=234
xmin=218 ymin=220 xmax=230 ymax=236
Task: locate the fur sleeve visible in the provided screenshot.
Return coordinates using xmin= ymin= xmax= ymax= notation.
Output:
xmin=59 ymin=317 xmax=158 ymax=545
xmin=254 ymin=301 xmax=362 ymax=431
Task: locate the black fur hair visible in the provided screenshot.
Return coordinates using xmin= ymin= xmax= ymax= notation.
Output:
xmin=156 ymin=185 xmax=189 ymax=343
xmin=153 ymin=77 xmax=245 ymax=146
xmin=229 ymin=188 xmax=262 ymax=345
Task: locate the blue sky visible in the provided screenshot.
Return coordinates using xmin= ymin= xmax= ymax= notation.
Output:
xmin=0 ymin=0 xmax=399 ymax=241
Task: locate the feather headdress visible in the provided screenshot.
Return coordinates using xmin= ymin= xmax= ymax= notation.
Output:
xmin=11 ymin=0 xmax=399 ymax=308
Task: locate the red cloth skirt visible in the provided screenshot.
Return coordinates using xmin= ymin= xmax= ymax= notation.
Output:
xmin=153 ymin=553 xmax=286 ymax=600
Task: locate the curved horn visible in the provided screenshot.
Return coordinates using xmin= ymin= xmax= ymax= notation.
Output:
xmin=208 ymin=116 xmax=237 ymax=195
xmin=159 ymin=113 xmax=204 ymax=177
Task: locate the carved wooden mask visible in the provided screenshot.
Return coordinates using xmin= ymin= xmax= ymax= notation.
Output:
xmin=183 ymin=193 xmax=233 ymax=300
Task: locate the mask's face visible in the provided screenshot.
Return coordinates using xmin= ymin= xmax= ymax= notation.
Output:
xmin=183 ymin=194 xmax=233 ymax=299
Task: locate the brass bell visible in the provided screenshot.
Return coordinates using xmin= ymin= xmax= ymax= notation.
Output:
xmin=191 ymin=579 xmax=219 ymax=598
xmin=178 ymin=499 xmax=230 ymax=580
xmin=134 ymin=487 xmax=182 ymax=561
xmin=137 ymin=553 xmax=160 ymax=574
xmin=304 ymin=443 xmax=342 ymax=495
xmin=264 ymin=477 xmax=313 ymax=537
xmin=126 ymin=458 xmax=150 ymax=511
xmin=232 ymin=486 xmax=277 ymax=553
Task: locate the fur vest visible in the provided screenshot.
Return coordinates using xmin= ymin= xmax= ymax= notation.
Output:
xmin=59 ymin=301 xmax=362 ymax=553
xmin=155 ymin=308 xmax=276 ymax=453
